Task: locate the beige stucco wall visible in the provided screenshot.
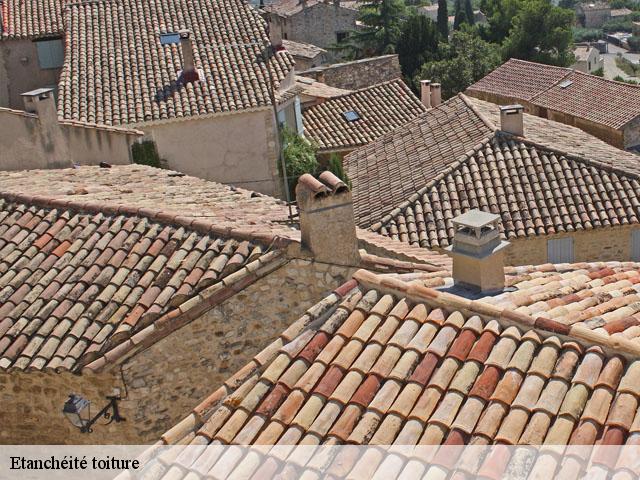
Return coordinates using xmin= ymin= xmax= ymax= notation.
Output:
xmin=0 ymin=39 xmax=62 ymax=109
xmin=623 ymin=116 xmax=640 ymax=149
xmin=0 ymin=109 xmax=135 ymax=170
xmin=144 ymin=108 xmax=282 ymax=197
xmin=0 ymin=259 xmax=353 ymax=444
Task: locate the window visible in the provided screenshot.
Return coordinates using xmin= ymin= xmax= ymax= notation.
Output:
xmin=558 ymin=79 xmax=573 ymax=89
xmin=343 ymin=110 xmax=360 ymax=122
xmin=336 ymin=31 xmax=349 ymax=43
xmin=35 ymin=38 xmax=64 ymax=69
xmin=547 ymin=237 xmax=574 ymax=263
xmin=632 ymin=229 xmax=640 ymax=261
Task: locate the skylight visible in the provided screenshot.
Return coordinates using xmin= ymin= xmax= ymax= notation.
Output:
xmin=559 ymin=79 xmax=573 ymax=89
xmin=343 ymin=110 xmax=360 ymax=122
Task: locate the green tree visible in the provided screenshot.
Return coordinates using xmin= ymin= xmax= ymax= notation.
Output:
xmin=453 ymin=0 xmax=468 ymax=29
xmin=327 ymin=154 xmax=351 ymax=187
xmin=465 ymin=0 xmax=475 ymax=26
xmin=396 ymin=15 xmax=441 ymax=79
xmin=478 ymin=0 xmax=521 ymax=42
xmin=281 ymin=128 xmax=319 ymax=196
xmin=341 ymin=0 xmax=406 ymax=57
xmin=418 ymin=28 xmax=502 ymax=99
xmin=502 ymin=0 xmax=575 ymax=66
xmin=437 ymin=0 xmax=449 ymax=38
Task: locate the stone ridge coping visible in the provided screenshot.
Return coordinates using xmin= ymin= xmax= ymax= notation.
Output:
xmin=352 ymin=269 xmax=640 ymax=362
xmin=81 ymin=250 xmax=289 ymax=374
xmin=158 ymin=278 xmax=360 ymax=445
xmin=0 ymin=191 xmax=296 ymax=249
xmin=359 ymin=252 xmax=447 ymax=274
xmin=58 ymin=119 xmax=144 ymax=136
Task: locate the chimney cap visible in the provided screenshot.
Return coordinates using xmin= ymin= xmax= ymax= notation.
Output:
xmin=178 ymin=29 xmax=191 ymax=39
xmin=21 ymin=87 xmax=54 ymax=99
xmin=451 ymin=210 xmax=500 ymax=230
xmin=499 ymin=104 xmax=524 ymax=114
xmin=420 ymin=79 xmax=431 ymax=85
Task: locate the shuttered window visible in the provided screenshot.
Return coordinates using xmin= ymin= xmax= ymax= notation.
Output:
xmin=547 ymin=237 xmax=574 ymax=263
xmin=35 ymin=38 xmax=64 ymax=70
xmin=631 ymin=230 xmax=640 ymax=261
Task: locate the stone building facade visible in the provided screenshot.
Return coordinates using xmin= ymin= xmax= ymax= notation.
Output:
xmin=0 ymin=259 xmax=353 ymax=444
xmin=300 ymin=54 xmax=402 ymax=90
xmin=264 ymin=0 xmax=359 ymax=61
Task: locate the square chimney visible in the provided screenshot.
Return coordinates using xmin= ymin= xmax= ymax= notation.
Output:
xmin=499 ymin=104 xmax=524 ymax=136
xmin=445 ymin=210 xmax=510 ymax=293
xmin=420 ymin=80 xmax=431 ymax=108
xmin=430 ymin=83 xmax=441 ymax=107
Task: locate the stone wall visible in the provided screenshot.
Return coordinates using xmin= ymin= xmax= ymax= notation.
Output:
xmin=270 ymin=3 xmax=358 ymax=56
xmin=0 ymin=259 xmax=353 ymax=444
xmin=300 ymin=55 xmax=401 ymax=90
xmin=504 ymin=225 xmax=638 ymax=265
xmin=0 ymin=108 xmax=138 ymax=170
xmin=0 ymin=39 xmax=62 ymax=110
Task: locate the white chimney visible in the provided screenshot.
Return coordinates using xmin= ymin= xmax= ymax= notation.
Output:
xmin=178 ymin=30 xmax=199 ymax=83
xmin=500 ymin=104 xmax=524 ymax=136
xmin=420 ymin=80 xmax=431 ymax=109
xmin=430 ymin=83 xmax=442 ymax=107
xmin=445 ymin=210 xmax=510 ymax=293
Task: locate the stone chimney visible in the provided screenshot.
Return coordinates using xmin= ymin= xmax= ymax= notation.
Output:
xmin=430 ymin=83 xmax=442 ymax=107
xmin=420 ymin=80 xmax=431 ymax=108
xmin=296 ymin=171 xmax=360 ymax=266
xmin=444 ymin=210 xmax=510 ymax=293
xmin=178 ymin=30 xmax=199 ymax=83
xmin=499 ymin=104 xmax=524 ymax=137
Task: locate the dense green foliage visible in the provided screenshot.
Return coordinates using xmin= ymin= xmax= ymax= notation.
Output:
xmin=132 ymin=141 xmax=162 ymax=168
xmin=502 ymin=0 xmax=574 ymax=65
xmin=339 ymin=0 xmax=406 ymax=57
xmin=418 ymin=28 xmax=502 ymax=98
xmin=281 ymin=128 xmax=319 ymax=196
xmin=327 ymin=154 xmax=352 ymax=187
xmin=437 ymin=0 xmax=449 ymax=37
xmin=614 ymin=74 xmax=640 ymax=84
xmin=572 ymin=27 xmax=602 ymax=42
xmin=396 ymin=15 xmax=441 ymax=78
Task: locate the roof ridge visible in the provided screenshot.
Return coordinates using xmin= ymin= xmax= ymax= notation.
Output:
xmin=352 ymin=269 xmax=640 ymax=361
xmin=0 ymin=191 xmax=294 ymax=248
xmin=322 ymin=77 xmax=410 ymax=101
xmin=369 ymin=134 xmax=495 ymax=233
xmin=459 ymin=92 xmax=498 ymax=132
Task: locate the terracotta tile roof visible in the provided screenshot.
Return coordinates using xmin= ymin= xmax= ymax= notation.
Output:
xmin=156 ymin=266 xmax=640 ymax=455
xmin=295 ymin=75 xmax=352 ymax=102
xmin=264 ymin=0 xmax=356 ymax=17
xmin=468 ymin=59 xmax=640 ymax=130
xmin=0 ymin=0 xmax=66 ymax=39
xmin=346 ymin=94 xmax=640 ymax=249
xmin=345 ymin=95 xmax=494 ymax=229
xmin=467 ymin=59 xmax=571 ymax=102
xmin=282 ymin=39 xmax=326 ymax=59
xmin=532 ymin=70 xmax=640 ymax=129
xmin=302 ymin=79 xmax=426 ymax=152
xmin=0 ymin=195 xmax=286 ymax=372
xmin=59 ymin=0 xmax=294 ymax=126
xmin=0 ymin=165 xmax=297 ymax=242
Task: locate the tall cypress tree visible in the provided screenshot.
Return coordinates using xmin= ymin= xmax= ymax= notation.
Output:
xmin=464 ymin=0 xmax=475 ymax=25
xmin=453 ymin=0 xmax=465 ymax=29
xmin=437 ymin=0 xmax=449 ymax=38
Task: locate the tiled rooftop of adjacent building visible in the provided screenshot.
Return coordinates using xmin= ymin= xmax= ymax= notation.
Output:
xmin=0 ymin=0 xmax=66 ymax=39
xmin=467 ymin=58 xmax=640 ymax=130
xmin=59 ymin=0 xmax=294 ymax=125
xmin=0 ymin=195 xmax=284 ymax=372
xmin=345 ymin=94 xmax=640 ymax=249
xmin=303 ymin=79 xmax=427 ymax=152
xmin=153 ymin=265 xmax=640 ymax=474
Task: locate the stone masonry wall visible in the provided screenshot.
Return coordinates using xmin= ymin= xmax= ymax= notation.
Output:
xmin=120 ymin=258 xmax=354 ymax=442
xmin=0 ymin=259 xmax=353 ymax=444
xmin=504 ymin=225 xmax=638 ymax=266
xmin=300 ymin=55 xmax=401 ymax=90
